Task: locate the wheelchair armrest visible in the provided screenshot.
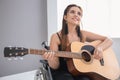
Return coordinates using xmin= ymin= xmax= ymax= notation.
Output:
xmin=40 ymin=60 xmax=48 ymax=65
xmin=41 ymin=41 xmax=50 ymax=50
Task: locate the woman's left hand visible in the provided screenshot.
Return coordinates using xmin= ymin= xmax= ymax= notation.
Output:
xmin=94 ymin=47 xmax=103 ymax=60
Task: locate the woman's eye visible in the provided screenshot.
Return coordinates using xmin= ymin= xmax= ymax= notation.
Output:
xmin=78 ymin=12 xmax=81 ymax=16
xmin=70 ymin=10 xmax=75 ymax=14
xmin=69 ymin=10 xmax=81 ymax=16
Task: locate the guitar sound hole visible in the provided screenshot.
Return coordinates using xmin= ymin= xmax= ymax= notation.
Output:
xmin=81 ymin=52 xmax=91 ymax=62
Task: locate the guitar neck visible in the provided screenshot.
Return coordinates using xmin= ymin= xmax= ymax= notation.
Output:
xmin=29 ymin=49 xmax=82 ymax=59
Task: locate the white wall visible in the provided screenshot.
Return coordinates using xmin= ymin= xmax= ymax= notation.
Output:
xmin=0 ymin=0 xmax=47 ymax=77
xmin=56 ymin=0 xmax=120 ymax=38
xmin=111 ymin=0 xmax=120 ymax=37
xmin=47 ymin=0 xmax=57 ymax=42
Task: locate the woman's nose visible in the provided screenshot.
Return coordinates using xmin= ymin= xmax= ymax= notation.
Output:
xmin=74 ymin=12 xmax=79 ymax=17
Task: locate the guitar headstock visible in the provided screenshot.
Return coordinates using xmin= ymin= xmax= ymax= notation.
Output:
xmin=4 ymin=47 xmax=28 ymax=58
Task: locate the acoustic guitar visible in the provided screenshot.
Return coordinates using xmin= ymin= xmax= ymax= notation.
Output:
xmin=4 ymin=40 xmax=120 ymax=80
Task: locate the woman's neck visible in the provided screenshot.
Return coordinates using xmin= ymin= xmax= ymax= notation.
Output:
xmin=67 ymin=24 xmax=76 ymax=34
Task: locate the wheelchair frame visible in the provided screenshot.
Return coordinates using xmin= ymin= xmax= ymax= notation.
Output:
xmin=34 ymin=41 xmax=53 ymax=80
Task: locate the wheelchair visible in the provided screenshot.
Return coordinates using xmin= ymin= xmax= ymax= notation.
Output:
xmin=34 ymin=41 xmax=53 ymax=80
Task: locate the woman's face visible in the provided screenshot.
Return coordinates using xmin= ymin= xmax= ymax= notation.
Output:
xmin=64 ymin=6 xmax=82 ymax=26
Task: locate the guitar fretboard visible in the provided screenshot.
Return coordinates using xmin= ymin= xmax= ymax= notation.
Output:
xmin=29 ymin=49 xmax=82 ymax=59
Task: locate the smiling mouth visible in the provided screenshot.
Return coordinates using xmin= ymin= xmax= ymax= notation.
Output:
xmin=72 ymin=18 xmax=79 ymax=22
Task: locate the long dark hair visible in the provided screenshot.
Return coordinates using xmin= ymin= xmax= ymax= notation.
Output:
xmin=60 ymin=4 xmax=84 ymax=51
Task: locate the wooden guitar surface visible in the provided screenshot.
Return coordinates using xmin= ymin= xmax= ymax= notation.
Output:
xmin=68 ymin=40 xmax=120 ymax=80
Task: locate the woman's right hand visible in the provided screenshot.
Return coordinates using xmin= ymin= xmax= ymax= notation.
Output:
xmin=42 ymin=51 xmax=59 ymax=69
xmin=42 ymin=51 xmax=56 ymax=61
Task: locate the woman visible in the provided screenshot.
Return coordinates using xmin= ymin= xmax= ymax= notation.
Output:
xmin=42 ymin=4 xmax=113 ymax=80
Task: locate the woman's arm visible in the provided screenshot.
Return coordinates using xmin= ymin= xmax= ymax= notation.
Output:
xmin=82 ymin=30 xmax=113 ymax=49
xmin=42 ymin=33 xmax=60 ymax=69
xmin=94 ymin=37 xmax=113 ymax=60
xmin=81 ymin=30 xmax=113 ymax=60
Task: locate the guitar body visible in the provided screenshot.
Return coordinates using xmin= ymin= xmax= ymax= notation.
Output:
xmin=67 ymin=40 xmax=120 ymax=80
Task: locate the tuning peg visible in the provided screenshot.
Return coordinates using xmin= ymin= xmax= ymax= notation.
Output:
xmin=8 ymin=58 xmax=12 ymax=61
xmin=14 ymin=57 xmax=18 ymax=60
xmin=21 ymin=52 xmax=24 ymax=56
xmin=8 ymin=46 xmax=12 ymax=49
xmin=14 ymin=46 xmax=19 ymax=50
xmin=19 ymin=57 xmax=24 ymax=60
xmin=9 ymin=53 xmax=12 ymax=56
xmin=15 ymin=53 xmax=18 ymax=56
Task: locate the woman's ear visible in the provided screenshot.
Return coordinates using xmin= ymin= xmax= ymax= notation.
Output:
xmin=64 ymin=15 xmax=67 ymax=21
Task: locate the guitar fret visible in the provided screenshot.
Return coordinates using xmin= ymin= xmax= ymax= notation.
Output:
xmin=29 ymin=49 xmax=45 ymax=55
xmin=55 ymin=51 xmax=81 ymax=59
xmin=34 ymin=49 xmax=39 ymax=54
